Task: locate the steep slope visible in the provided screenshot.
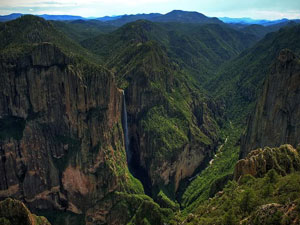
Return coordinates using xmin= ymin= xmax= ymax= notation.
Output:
xmin=172 ymin=24 xmax=300 ymax=225
xmin=208 ymin=24 xmax=300 ymax=122
xmin=82 ymin=20 xmax=258 ymax=83
xmin=0 ymin=15 xmax=100 ymax=64
xmin=235 ymin=144 xmax=300 ymax=181
xmin=0 ymin=198 xmax=51 ymax=225
xmin=180 ymin=123 xmax=241 ymax=209
xmin=240 ymin=49 xmax=300 ymax=158
xmin=240 ymin=24 xmax=278 ymax=39
xmin=166 ymin=23 xmax=257 ymax=80
xmin=52 ymin=20 xmax=117 ymax=42
xmin=240 ymin=21 xmax=298 ymax=39
xmin=111 ymin=41 xmax=220 ymax=197
xmin=83 ymin=20 xmax=223 ymax=197
xmin=0 ymin=15 xmax=172 ymax=225
xmin=0 ymin=15 xmax=123 ymax=224
xmin=173 ymin=144 xmax=300 ymax=225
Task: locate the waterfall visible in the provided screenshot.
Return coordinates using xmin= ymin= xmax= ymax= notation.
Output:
xmin=121 ymin=90 xmax=131 ymax=164
xmin=121 ymin=90 xmax=152 ymax=196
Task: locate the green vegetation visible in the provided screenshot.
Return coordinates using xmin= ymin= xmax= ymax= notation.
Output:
xmin=0 ymin=198 xmax=51 ymax=225
xmin=156 ymin=190 xmax=180 ymax=211
xmin=1 ymin=14 xmax=300 ymax=225
xmin=141 ymin=106 xmax=189 ymax=160
xmin=207 ymin=24 xmax=300 ymax=123
xmin=83 ymin=19 xmax=222 ymax=197
xmin=52 ymin=20 xmax=117 ymax=42
xmin=173 ymin=170 xmax=300 ymax=225
xmin=181 ymin=122 xmax=241 ymax=210
xmin=37 ymin=210 xmax=84 ymax=225
xmin=114 ymin=192 xmax=174 ymax=225
xmin=0 ymin=15 xmax=102 ymax=65
xmin=82 ymin=20 xmax=258 ymax=83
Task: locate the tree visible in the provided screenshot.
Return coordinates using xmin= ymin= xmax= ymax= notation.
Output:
xmin=240 ymin=189 xmax=256 ymax=214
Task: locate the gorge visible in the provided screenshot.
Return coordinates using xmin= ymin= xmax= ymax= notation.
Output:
xmin=0 ymin=10 xmax=300 ymax=225
xmin=121 ymin=90 xmax=131 ymax=164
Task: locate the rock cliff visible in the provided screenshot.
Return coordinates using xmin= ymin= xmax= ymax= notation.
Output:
xmin=234 ymin=144 xmax=300 ymax=181
xmin=240 ymin=49 xmax=300 ymax=158
xmin=0 ymin=15 xmax=146 ymax=225
xmin=112 ymin=40 xmax=220 ymax=196
xmin=82 ymin=21 xmax=222 ymax=196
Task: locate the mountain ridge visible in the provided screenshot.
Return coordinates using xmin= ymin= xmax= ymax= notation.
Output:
xmin=207 ymin=24 xmax=300 ymax=123
xmin=0 ymin=15 xmax=173 ymax=225
xmin=1 ymin=12 xmax=300 ymax=225
xmin=2 ymin=10 xmax=299 ymax=27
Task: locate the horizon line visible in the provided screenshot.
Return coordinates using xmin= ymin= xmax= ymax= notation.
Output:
xmin=0 ymin=10 xmax=299 ymax=21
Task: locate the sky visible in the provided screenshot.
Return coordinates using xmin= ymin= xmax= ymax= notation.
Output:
xmin=0 ymin=0 xmax=300 ymax=20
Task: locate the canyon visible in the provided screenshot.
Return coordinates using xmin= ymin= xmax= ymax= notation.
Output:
xmin=0 ymin=12 xmax=300 ymax=225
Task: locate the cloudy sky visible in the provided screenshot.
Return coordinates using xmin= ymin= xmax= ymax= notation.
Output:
xmin=0 ymin=0 xmax=300 ymax=20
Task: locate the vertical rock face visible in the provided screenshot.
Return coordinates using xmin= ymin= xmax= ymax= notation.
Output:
xmin=82 ymin=20 xmax=224 ymax=196
xmin=0 ymin=42 xmax=128 ymax=223
xmin=240 ymin=49 xmax=300 ymax=158
xmin=121 ymin=41 xmax=220 ymax=195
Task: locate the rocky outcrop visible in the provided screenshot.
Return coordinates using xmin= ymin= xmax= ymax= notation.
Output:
xmin=81 ymin=20 xmax=223 ymax=196
xmin=0 ymin=198 xmax=51 ymax=225
xmin=246 ymin=202 xmax=300 ymax=225
xmin=116 ymin=41 xmax=220 ymax=195
xmin=0 ymin=42 xmax=131 ymax=224
xmin=234 ymin=144 xmax=300 ymax=181
xmin=240 ymin=49 xmax=300 ymax=158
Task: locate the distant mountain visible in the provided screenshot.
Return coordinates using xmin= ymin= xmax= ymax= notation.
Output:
xmin=219 ymin=17 xmax=300 ymax=27
xmin=219 ymin=17 xmax=289 ymax=25
xmin=2 ymin=11 xmax=298 ymax=28
xmin=39 ymin=14 xmax=85 ymax=20
xmin=82 ymin=20 xmax=257 ymax=82
xmin=152 ymin=10 xmax=222 ymax=24
xmin=96 ymin=15 xmax=122 ymax=21
xmin=0 ymin=10 xmax=223 ymax=25
xmin=220 ymin=17 xmax=266 ymax=24
xmin=207 ymin=24 xmax=300 ymax=122
xmin=261 ymin=18 xmax=290 ymax=26
xmin=241 ymin=21 xmax=297 ymax=39
xmin=100 ymin=13 xmax=162 ymax=26
xmin=0 ymin=13 xmax=23 ymax=21
xmin=0 ymin=13 xmax=85 ymax=22
xmin=2 ymin=12 xmax=300 ymax=225
xmin=104 ymin=10 xmax=223 ymax=26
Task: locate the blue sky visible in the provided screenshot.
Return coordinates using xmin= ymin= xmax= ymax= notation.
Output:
xmin=0 ymin=0 xmax=300 ymax=20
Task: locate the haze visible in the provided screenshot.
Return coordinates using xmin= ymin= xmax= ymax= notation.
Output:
xmin=0 ymin=0 xmax=300 ymax=20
